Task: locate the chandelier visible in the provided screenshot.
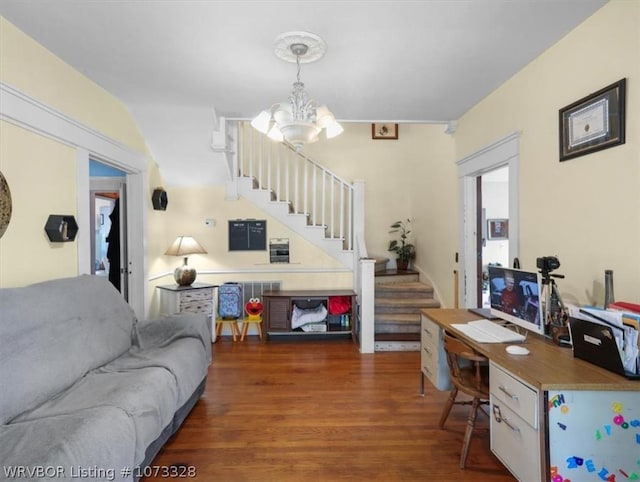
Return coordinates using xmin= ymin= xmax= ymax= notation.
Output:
xmin=251 ymin=32 xmax=343 ymax=150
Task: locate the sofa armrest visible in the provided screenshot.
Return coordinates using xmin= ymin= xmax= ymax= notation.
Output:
xmin=134 ymin=313 xmax=211 ymax=355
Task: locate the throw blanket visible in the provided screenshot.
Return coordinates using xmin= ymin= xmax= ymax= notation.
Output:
xmin=291 ymin=304 xmax=328 ymax=330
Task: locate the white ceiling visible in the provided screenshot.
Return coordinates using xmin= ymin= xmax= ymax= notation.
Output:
xmin=0 ymin=0 xmax=607 ymax=185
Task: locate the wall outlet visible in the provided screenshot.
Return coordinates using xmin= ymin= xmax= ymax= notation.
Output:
xmin=205 ymin=219 xmax=216 ymax=227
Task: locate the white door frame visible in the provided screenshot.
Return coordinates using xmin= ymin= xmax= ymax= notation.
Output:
xmin=78 ymin=154 xmax=147 ymax=319
xmin=457 ymin=132 xmax=521 ymax=308
xmin=0 ymin=83 xmax=148 ymax=319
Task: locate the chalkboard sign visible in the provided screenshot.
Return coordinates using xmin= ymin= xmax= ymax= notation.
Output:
xmin=228 ymin=220 xmax=267 ymax=251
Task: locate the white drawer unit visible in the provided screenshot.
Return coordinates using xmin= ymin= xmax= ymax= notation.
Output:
xmin=178 ymin=288 xmax=214 ymax=314
xmin=420 ymin=314 xmax=451 ymax=393
xmin=489 ymin=361 xmax=541 ymax=482
xmin=157 ymin=283 xmax=216 ymax=342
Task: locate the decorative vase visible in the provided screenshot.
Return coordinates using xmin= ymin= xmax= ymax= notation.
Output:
xmin=396 ymin=259 xmax=409 ymax=271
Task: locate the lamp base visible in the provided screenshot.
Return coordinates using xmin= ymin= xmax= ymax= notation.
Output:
xmin=174 ymin=257 xmax=197 ymax=286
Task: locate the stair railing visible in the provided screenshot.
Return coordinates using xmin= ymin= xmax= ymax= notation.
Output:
xmin=237 ymin=122 xmax=354 ymax=251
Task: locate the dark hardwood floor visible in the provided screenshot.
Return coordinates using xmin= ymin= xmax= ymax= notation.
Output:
xmin=146 ymin=337 xmax=515 ymax=481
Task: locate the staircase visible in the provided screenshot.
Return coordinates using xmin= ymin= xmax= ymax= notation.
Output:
xmin=374 ymin=269 xmax=441 ymax=351
xmin=220 ymin=121 xmax=441 ymax=353
xmin=231 ymin=124 xmax=358 ymax=268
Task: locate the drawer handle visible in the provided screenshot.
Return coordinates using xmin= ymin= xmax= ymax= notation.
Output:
xmin=423 ymin=365 xmax=432 ymax=375
xmin=424 ymin=346 xmax=432 ymax=356
xmin=423 ymin=327 xmax=433 ymax=337
xmin=498 ymin=385 xmax=519 ymax=400
xmin=492 ymin=405 xmax=521 ymax=433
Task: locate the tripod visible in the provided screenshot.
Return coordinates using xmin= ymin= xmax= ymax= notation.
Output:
xmin=540 ymin=271 xmax=566 ymax=331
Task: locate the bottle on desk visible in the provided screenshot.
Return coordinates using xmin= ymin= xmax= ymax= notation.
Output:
xmin=604 ymin=269 xmax=615 ymax=308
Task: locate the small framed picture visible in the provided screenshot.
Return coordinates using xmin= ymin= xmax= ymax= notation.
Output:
xmin=559 ymin=78 xmax=626 ymax=162
xmin=487 ymin=219 xmax=508 ymax=240
xmin=372 ymin=123 xmax=399 ymax=140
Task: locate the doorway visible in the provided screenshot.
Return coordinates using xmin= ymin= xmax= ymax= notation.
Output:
xmin=457 ymin=132 xmax=520 ymax=309
xmin=479 ymin=166 xmax=510 ymax=307
xmin=90 ymin=160 xmax=128 ymax=299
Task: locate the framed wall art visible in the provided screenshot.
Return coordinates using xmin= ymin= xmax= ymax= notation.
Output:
xmin=487 ymin=218 xmax=509 ymax=240
xmin=559 ymin=78 xmax=626 ymax=162
xmin=372 ymin=123 xmax=399 ymax=140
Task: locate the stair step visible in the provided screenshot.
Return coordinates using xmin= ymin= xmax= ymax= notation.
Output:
xmin=374 ymin=341 xmax=421 ymax=352
xmin=375 ymin=323 xmax=421 ymax=334
xmin=375 ymin=297 xmax=440 ymax=309
xmin=376 ymin=281 xmax=434 ymax=297
xmin=375 ymin=270 xmax=420 ymax=284
xmin=374 ymin=313 xmax=421 ymax=323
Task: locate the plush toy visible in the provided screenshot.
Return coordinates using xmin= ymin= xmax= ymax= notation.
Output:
xmin=244 ymin=297 xmax=263 ymax=321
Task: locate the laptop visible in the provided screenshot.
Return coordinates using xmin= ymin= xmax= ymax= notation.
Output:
xmin=569 ymin=318 xmax=640 ymax=380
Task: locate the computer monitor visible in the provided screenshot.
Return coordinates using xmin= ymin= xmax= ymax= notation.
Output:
xmin=488 ymin=265 xmax=544 ymax=336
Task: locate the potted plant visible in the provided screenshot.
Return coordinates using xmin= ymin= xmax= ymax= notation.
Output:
xmin=388 ymin=219 xmax=415 ymax=271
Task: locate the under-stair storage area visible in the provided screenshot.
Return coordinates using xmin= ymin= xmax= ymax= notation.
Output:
xmin=262 ymin=290 xmax=356 ymax=341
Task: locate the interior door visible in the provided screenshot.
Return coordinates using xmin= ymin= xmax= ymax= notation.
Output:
xmin=90 ymin=178 xmax=129 ymax=301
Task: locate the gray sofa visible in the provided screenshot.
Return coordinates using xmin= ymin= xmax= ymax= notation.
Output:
xmin=0 ymin=275 xmax=212 ymax=481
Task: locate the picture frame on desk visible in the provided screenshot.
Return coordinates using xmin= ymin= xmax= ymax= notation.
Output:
xmin=559 ymin=78 xmax=626 ymax=162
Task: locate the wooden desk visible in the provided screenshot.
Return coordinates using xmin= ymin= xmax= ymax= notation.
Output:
xmin=421 ymin=309 xmax=640 ymax=482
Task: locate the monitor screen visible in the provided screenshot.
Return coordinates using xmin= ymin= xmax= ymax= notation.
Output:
xmin=488 ymin=265 xmax=544 ymax=336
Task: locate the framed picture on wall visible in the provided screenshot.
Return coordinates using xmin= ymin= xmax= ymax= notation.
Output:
xmin=559 ymin=78 xmax=626 ymax=162
xmin=487 ymin=219 xmax=509 ymax=240
xmin=372 ymin=123 xmax=399 ymax=140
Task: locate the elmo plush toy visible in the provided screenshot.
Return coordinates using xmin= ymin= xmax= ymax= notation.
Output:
xmin=245 ymin=297 xmax=263 ymax=320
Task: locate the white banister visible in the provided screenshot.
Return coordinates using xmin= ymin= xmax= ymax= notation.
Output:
xmin=236 ymin=122 xmax=359 ymax=254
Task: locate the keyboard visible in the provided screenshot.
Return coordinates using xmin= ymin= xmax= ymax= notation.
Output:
xmin=451 ymin=319 xmax=526 ymax=343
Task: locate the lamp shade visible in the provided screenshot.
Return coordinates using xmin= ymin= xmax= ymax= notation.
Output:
xmin=165 ymin=236 xmax=207 ymax=256
xmin=165 ymin=236 xmax=207 ymax=286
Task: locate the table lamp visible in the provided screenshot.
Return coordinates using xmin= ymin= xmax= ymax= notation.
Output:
xmin=165 ymin=236 xmax=207 ymax=286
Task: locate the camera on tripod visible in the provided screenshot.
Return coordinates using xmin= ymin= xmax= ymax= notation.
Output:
xmin=536 ymin=256 xmax=560 ymax=274
xmin=536 ymin=255 xmax=567 ymax=331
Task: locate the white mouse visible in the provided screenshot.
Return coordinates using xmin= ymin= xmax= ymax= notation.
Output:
xmin=506 ymin=345 xmax=530 ymax=355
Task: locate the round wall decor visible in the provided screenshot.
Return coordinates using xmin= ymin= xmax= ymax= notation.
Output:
xmin=0 ymin=171 xmax=11 ymax=239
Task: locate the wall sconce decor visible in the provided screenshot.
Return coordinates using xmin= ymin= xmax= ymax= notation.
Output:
xmin=165 ymin=236 xmax=207 ymax=286
xmin=152 ymin=187 xmax=168 ymax=210
xmin=45 ymin=215 xmax=78 ymax=242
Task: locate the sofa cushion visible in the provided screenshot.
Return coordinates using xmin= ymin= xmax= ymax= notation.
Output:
xmin=14 ymin=366 xmax=178 ymax=467
xmin=0 ymin=406 xmax=136 ymax=482
xmin=104 ymin=338 xmax=209 ymax=407
xmin=0 ymin=275 xmax=136 ymax=424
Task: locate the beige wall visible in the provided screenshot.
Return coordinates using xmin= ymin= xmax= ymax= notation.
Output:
xmin=147 ymin=186 xmax=353 ymax=317
xmin=0 ymin=121 xmax=78 ymax=286
xmin=305 ymin=123 xmax=457 ymax=303
xmin=455 ymin=0 xmax=639 ymax=305
xmin=0 ymin=17 xmax=150 ymax=288
xmin=0 ymin=19 xmax=147 ymax=152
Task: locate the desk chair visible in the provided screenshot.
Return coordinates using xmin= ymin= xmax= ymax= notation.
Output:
xmin=439 ymin=333 xmax=490 ymax=469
